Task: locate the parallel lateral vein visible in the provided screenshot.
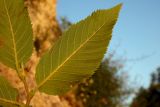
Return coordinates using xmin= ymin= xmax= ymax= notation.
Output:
xmin=38 ymin=21 xmax=109 ymax=89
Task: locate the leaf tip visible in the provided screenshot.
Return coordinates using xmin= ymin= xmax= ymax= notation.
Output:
xmin=112 ymin=3 xmax=123 ymax=13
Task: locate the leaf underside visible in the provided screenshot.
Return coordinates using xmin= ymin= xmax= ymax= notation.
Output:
xmin=36 ymin=4 xmax=122 ymax=95
xmin=0 ymin=76 xmax=20 ymax=107
xmin=0 ymin=0 xmax=33 ymax=70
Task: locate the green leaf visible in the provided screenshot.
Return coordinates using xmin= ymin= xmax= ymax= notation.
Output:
xmin=0 ymin=0 xmax=33 ymax=70
xmin=0 ymin=76 xmax=21 ymax=107
xmin=36 ymin=4 xmax=122 ymax=95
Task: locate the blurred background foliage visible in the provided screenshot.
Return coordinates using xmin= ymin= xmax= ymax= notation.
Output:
xmin=130 ymin=67 xmax=160 ymax=107
xmin=74 ymin=58 xmax=131 ymax=107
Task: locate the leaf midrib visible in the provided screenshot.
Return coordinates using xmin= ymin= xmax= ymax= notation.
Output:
xmin=38 ymin=21 xmax=109 ymax=89
xmin=4 ymin=0 xmax=19 ymax=69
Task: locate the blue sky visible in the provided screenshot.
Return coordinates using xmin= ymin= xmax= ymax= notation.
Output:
xmin=57 ymin=0 xmax=160 ymax=88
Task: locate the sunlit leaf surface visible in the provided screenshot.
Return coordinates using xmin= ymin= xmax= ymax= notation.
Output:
xmin=36 ymin=4 xmax=122 ymax=95
xmin=0 ymin=0 xmax=33 ymax=70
